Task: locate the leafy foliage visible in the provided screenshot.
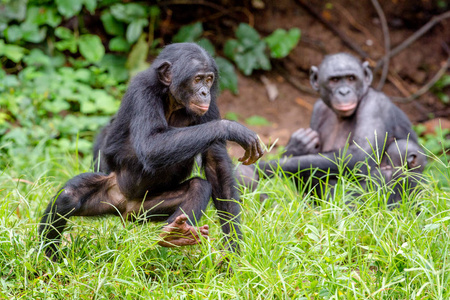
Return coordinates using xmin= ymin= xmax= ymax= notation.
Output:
xmin=224 ymin=23 xmax=271 ymax=76
xmin=432 ymin=74 xmax=450 ymax=104
xmin=0 ymin=0 xmax=301 ymax=168
xmin=265 ymin=28 xmax=301 ymax=59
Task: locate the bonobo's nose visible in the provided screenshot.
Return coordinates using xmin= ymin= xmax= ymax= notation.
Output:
xmin=338 ymin=87 xmax=350 ymax=96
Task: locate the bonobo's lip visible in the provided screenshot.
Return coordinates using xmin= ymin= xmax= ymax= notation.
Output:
xmin=191 ymin=103 xmax=209 ymax=114
xmin=333 ymin=103 xmax=357 ymax=112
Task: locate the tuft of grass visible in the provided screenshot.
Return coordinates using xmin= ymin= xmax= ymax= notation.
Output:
xmin=1 ymin=141 xmax=450 ymax=299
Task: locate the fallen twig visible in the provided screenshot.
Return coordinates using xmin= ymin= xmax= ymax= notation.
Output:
xmin=295 ymin=0 xmax=369 ymax=58
xmin=274 ymin=63 xmax=317 ymax=95
xmin=393 ymin=56 xmax=450 ymax=103
xmin=370 ymin=0 xmax=390 ymax=90
xmin=375 ymin=10 xmax=450 ymax=71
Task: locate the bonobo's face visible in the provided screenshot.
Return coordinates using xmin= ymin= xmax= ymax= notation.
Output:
xmin=310 ymin=53 xmax=373 ymax=118
xmin=187 ymin=71 xmax=214 ymax=116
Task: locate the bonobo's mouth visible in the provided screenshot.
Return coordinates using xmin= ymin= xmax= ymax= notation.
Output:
xmin=333 ymin=103 xmax=357 ymax=112
xmin=190 ymin=103 xmax=209 ymax=115
xmin=333 ymin=102 xmax=357 ymax=117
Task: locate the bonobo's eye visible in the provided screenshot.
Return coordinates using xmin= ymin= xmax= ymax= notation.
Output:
xmin=205 ymin=76 xmax=213 ymax=85
xmin=330 ymin=77 xmax=340 ymax=83
xmin=347 ymin=75 xmax=356 ymax=82
xmin=194 ymin=76 xmax=201 ymax=84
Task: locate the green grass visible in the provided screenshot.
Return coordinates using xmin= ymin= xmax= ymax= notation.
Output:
xmin=1 ymin=149 xmax=450 ymax=299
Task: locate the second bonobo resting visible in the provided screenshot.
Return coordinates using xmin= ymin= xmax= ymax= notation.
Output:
xmin=239 ymin=52 xmax=426 ymax=204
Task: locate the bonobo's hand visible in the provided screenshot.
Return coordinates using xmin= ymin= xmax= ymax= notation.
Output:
xmin=221 ymin=120 xmax=264 ymax=165
xmin=284 ymin=128 xmax=320 ymax=157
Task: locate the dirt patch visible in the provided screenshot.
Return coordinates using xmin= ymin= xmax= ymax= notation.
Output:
xmin=216 ymin=0 xmax=450 ymax=158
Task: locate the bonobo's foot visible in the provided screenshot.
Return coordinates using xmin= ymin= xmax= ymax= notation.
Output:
xmin=158 ymin=214 xmax=209 ymax=247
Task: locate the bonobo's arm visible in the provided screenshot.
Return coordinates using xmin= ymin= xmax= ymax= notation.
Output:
xmin=260 ymin=94 xmax=388 ymax=176
xmin=129 ymin=98 xmax=263 ymax=172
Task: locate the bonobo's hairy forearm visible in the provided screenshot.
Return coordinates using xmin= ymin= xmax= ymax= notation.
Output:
xmin=134 ymin=120 xmax=259 ymax=170
xmin=258 ymin=145 xmax=378 ymax=177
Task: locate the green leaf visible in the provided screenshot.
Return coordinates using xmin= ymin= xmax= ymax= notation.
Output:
xmin=216 ymin=57 xmax=238 ymax=94
xmin=74 ymin=69 xmax=92 ymax=83
xmin=91 ymin=89 xmax=119 ymax=114
xmin=245 ymin=115 xmax=271 ymax=126
xmin=224 ymin=112 xmax=239 ymax=121
xmin=25 ymin=6 xmax=62 ymax=28
xmin=4 ymin=25 xmax=23 ymax=42
xmin=56 ymin=0 xmax=83 ymax=18
xmin=20 ymin=23 xmax=47 ymax=43
xmin=110 ymin=3 xmax=147 ymax=23
xmin=126 ymin=34 xmax=150 ymax=77
xmin=43 ymin=99 xmax=71 ymax=114
xmin=126 ymin=19 xmax=148 ymax=44
xmin=99 ymin=54 xmax=129 ymax=82
xmin=23 ymin=49 xmax=52 ymax=67
xmin=55 ymin=40 xmax=78 ymax=53
xmin=101 ymin=12 xmax=125 ymax=36
xmin=109 ymin=36 xmax=130 ymax=52
xmin=265 ymin=28 xmax=301 ymax=58
xmin=149 ymin=5 xmax=161 ymax=18
xmin=82 ymin=0 xmax=97 ymax=13
xmin=224 ymin=39 xmax=239 ymax=61
xmin=0 ymin=0 xmax=27 ymax=23
xmin=196 ymin=38 xmax=215 ymax=56
xmin=235 ymin=23 xmax=261 ymax=48
xmin=79 ymin=34 xmax=105 ymax=62
xmin=0 ymin=40 xmax=27 ymax=63
xmin=55 ymin=27 xmax=74 ymax=40
xmin=80 ymin=100 xmax=97 ymax=114
xmin=173 ymin=22 xmax=203 ymax=43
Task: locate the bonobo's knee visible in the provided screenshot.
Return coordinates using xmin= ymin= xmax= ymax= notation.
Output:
xmin=189 ymin=177 xmax=212 ymax=197
xmin=385 ymin=140 xmax=427 ymax=172
xmin=236 ymin=164 xmax=259 ymax=192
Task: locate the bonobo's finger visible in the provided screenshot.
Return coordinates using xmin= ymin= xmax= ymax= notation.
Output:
xmin=244 ymin=140 xmax=260 ymax=165
xmin=199 ymin=227 xmax=209 ymax=237
xmin=311 ymin=136 xmax=320 ymax=149
xmin=175 ymin=214 xmax=187 ymax=225
xmin=256 ymin=138 xmax=264 ymax=159
xmin=238 ymin=146 xmax=251 ymax=164
xmin=245 ymin=143 xmax=258 ymax=165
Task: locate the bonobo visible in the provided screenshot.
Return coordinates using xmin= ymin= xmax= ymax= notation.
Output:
xmin=39 ymin=43 xmax=264 ymax=259
xmin=240 ymin=53 xmax=426 ymax=203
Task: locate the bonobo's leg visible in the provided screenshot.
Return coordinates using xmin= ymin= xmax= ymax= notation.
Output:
xmin=39 ymin=173 xmax=123 ymax=259
xmin=123 ymin=177 xmax=212 ymax=247
xmin=39 ymin=174 xmax=212 ymax=259
xmin=235 ymin=164 xmax=259 ymax=192
xmin=203 ymin=142 xmax=242 ymax=252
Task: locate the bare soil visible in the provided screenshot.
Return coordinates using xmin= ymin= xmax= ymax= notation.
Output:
xmin=215 ymin=0 xmax=450 ymax=158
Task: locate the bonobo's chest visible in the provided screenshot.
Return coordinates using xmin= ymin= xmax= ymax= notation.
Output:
xmin=318 ymin=113 xmax=356 ymax=153
xmin=167 ymin=110 xmax=192 ymax=127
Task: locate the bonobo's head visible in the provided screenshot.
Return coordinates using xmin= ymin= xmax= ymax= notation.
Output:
xmin=310 ymin=53 xmax=373 ymax=118
xmin=154 ymin=43 xmax=219 ymax=116
xmin=384 ymin=140 xmax=427 ymax=173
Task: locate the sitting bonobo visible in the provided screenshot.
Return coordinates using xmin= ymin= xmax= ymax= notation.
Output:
xmin=239 ymin=53 xmax=426 ymax=204
xmin=39 ymin=43 xmax=264 ymax=260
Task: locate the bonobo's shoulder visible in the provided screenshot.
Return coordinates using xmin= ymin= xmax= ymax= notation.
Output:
xmin=313 ymin=98 xmax=329 ymax=112
xmin=362 ymin=88 xmax=394 ymax=110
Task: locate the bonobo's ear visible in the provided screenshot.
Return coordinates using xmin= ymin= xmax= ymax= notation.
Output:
xmin=309 ymin=66 xmax=319 ymax=91
xmin=362 ymin=61 xmax=373 ymax=86
xmin=157 ymin=61 xmax=172 ymax=86
xmin=407 ymin=153 xmax=418 ymax=169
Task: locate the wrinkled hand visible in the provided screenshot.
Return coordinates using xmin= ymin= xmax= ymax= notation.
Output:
xmin=284 ymin=128 xmax=320 ymax=157
xmin=223 ymin=120 xmax=264 ymax=165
